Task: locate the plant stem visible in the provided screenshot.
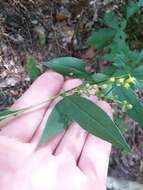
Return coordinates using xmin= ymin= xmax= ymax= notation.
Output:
xmin=0 ymin=85 xmax=81 ymax=121
xmin=0 ymin=74 xmax=130 ymax=122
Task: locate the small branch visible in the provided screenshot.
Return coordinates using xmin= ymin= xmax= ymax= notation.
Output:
xmin=0 ymin=84 xmax=81 ymax=128
xmin=0 ymin=74 xmax=130 ymax=128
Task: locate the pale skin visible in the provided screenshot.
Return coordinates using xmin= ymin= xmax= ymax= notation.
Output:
xmin=0 ymin=71 xmax=113 ymax=190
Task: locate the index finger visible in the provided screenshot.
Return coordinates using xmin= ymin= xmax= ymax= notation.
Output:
xmin=78 ymin=101 xmax=112 ymax=182
xmin=0 ymin=71 xmax=64 ymax=142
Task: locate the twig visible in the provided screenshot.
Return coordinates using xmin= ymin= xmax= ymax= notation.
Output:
xmin=0 ymin=84 xmax=81 ymax=128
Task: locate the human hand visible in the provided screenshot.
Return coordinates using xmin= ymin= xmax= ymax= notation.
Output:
xmin=0 ymin=71 xmax=112 ymax=190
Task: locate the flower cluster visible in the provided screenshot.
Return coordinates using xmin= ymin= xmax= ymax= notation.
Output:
xmin=78 ymin=83 xmax=97 ymax=96
xmin=109 ymin=75 xmax=136 ymax=89
xmin=75 ymin=74 xmax=135 ymax=112
xmin=77 ymin=75 xmax=136 ymax=96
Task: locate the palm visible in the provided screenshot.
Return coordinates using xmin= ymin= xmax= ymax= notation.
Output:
xmin=0 ymin=72 xmax=112 ymax=190
xmin=0 ymin=138 xmax=98 ymax=190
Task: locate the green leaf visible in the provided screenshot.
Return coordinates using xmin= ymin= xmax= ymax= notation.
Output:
xmin=139 ymin=0 xmax=143 ymax=6
xmin=133 ymin=65 xmax=143 ymax=79
xmin=103 ymin=66 xmax=116 ymax=76
xmin=119 ymin=19 xmax=127 ymax=30
xmin=57 ymin=96 xmax=130 ymax=151
xmin=26 ymin=56 xmax=41 ymax=80
xmin=91 ymin=73 xmax=108 ymax=83
xmin=113 ymin=52 xmax=127 ymax=68
xmin=134 ymin=80 xmax=143 ymax=89
xmin=112 ymin=70 xmax=128 ymax=77
xmin=128 ymin=50 xmax=143 ymax=67
xmin=103 ymin=52 xmax=127 ymax=69
xmin=126 ymin=2 xmax=140 ymax=19
xmin=87 ymin=28 xmax=115 ymax=49
xmin=44 ymin=57 xmax=90 ymax=78
xmin=103 ymin=53 xmax=115 ymax=62
xmin=39 ymin=102 xmax=70 ymax=144
xmin=103 ymin=12 xmax=127 ymax=30
xmin=112 ymin=32 xmax=128 ymax=52
xmin=0 ymin=110 xmax=19 ymax=120
xmin=113 ymin=86 xmax=143 ymax=126
xmin=104 ymin=11 xmax=119 ymax=29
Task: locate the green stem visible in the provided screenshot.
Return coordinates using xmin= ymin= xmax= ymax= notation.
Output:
xmin=0 ymin=85 xmax=81 ymax=121
xmin=0 ymin=74 xmax=131 ymax=121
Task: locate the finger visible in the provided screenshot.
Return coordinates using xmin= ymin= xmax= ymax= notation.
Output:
xmin=0 ymin=72 xmax=64 ymax=142
xmin=31 ymin=97 xmax=65 ymax=148
xmin=53 ymin=79 xmax=89 ymax=161
xmin=53 ymin=81 xmax=98 ymax=160
xmin=32 ymin=78 xmax=82 ymax=153
xmin=78 ymin=100 xmax=112 ymax=181
xmin=54 ymin=122 xmax=88 ymax=162
xmin=79 ymin=135 xmax=111 ymax=182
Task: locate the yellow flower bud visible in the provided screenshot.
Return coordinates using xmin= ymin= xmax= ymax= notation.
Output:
xmin=69 ymin=72 xmax=74 ymax=76
xmin=123 ymin=82 xmax=130 ymax=89
xmin=79 ymin=89 xmax=83 ymax=94
xmin=126 ymin=76 xmax=136 ymax=84
xmin=101 ymin=84 xmax=108 ymax=90
xmin=109 ymin=77 xmax=116 ymax=83
xmin=122 ymin=105 xmax=127 ymax=112
xmin=92 ymin=84 xmax=97 ymax=88
xmin=116 ymin=78 xmax=125 ymax=84
xmin=123 ymin=100 xmax=128 ymax=105
xmin=122 ymin=102 xmax=133 ymax=112
xmin=85 ymin=83 xmax=90 ymax=87
xmin=126 ymin=104 xmax=133 ymax=110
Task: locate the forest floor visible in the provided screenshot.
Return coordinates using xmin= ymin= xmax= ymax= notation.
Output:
xmin=0 ymin=1 xmax=143 ymax=189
